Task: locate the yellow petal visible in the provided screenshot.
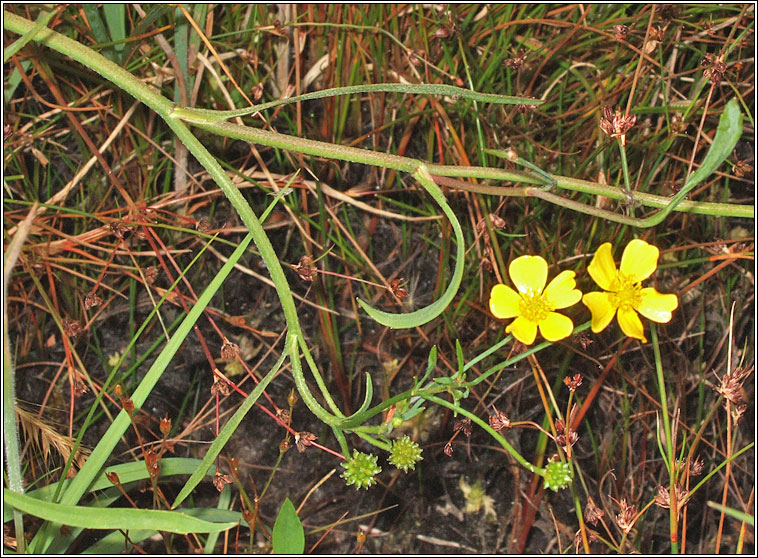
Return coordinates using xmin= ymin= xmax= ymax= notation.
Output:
xmin=617 ymin=306 xmax=646 ymax=342
xmin=506 ymin=316 xmax=538 ymax=345
xmin=489 ymin=284 xmax=522 ymax=319
xmin=509 ymin=255 xmax=548 ymax=295
xmin=637 ymin=288 xmax=678 ymax=323
xmin=582 ymin=291 xmax=617 ymax=333
xmin=587 ymin=243 xmax=617 ymax=291
xmin=620 ymin=239 xmax=659 ymax=281
xmin=539 ymin=312 xmax=574 ymax=342
xmin=543 ymin=270 xmax=582 ymax=309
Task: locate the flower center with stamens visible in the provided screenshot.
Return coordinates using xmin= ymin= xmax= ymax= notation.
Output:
xmin=518 ymin=291 xmax=553 ymax=323
xmin=609 ymin=272 xmax=643 ymax=310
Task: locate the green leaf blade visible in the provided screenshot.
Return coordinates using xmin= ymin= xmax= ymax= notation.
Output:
xmin=272 ymin=497 xmax=305 ymax=554
xmin=4 ymin=489 xmax=238 ymax=534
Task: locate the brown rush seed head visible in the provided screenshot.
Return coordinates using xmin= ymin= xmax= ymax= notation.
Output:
xmin=145 ymin=449 xmax=161 ymax=479
xmin=109 ymin=220 xmax=132 ymax=240
xmin=717 ymin=366 xmax=752 ymax=423
xmin=278 ymin=408 xmax=291 ymax=426
xmin=408 ymin=49 xmax=425 ymax=67
xmin=689 ymin=455 xmax=705 ymax=476
xmin=574 ymin=528 xmax=599 ymax=551
xmin=84 ymin=291 xmax=102 ymax=310
xmin=600 ymin=106 xmax=637 ymax=146
xmin=72 ymin=378 xmax=89 ymax=398
xmin=554 ymin=419 xmax=578 ymax=449
xmin=144 ymin=265 xmax=159 ymax=285
xmin=650 ymin=25 xmax=665 ymax=42
xmin=584 ymin=500 xmax=604 ymax=526
xmin=63 ymin=318 xmax=84 ymax=340
xmin=433 ymin=25 xmax=456 ymax=40
xmin=514 ymin=102 xmax=538 ymax=114
xmin=196 ymin=217 xmax=211 ymax=233
xmin=505 ymin=48 xmax=527 ymax=69
xmin=658 ymin=4 xmax=680 ymax=22
xmin=220 ymin=339 xmax=240 ymax=361
xmin=615 ymin=498 xmax=637 ymax=534
xmin=279 ymin=438 xmax=291 ymax=454
xmin=105 ymin=471 xmax=121 ymax=485
xmin=733 ymin=159 xmax=752 ymax=178
xmin=443 ymin=442 xmax=454 ymax=456
xmin=252 ymin=82 xmax=264 ymax=101
xmin=389 ymin=279 xmax=409 ymax=299
xmin=563 ymin=373 xmax=583 ymax=392
xmin=211 ymin=374 xmax=230 ymax=397
xmin=489 ymin=408 xmax=511 ymax=431
xmin=614 ymin=24 xmax=630 ymax=41
xmin=213 ymin=472 xmax=233 ymax=492
xmin=573 ymin=331 xmax=592 ymax=350
xmin=654 ymin=483 xmax=689 ymax=513
xmin=489 ymin=213 xmax=507 ymax=230
xmin=296 ymin=255 xmax=317 ymax=281
xmin=454 ymin=418 xmax=472 ymax=437
xmin=702 ymin=53 xmax=727 ymax=83
xmin=295 ymin=431 xmax=317 ymax=453
xmin=160 ymin=414 xmax=172 ymax=437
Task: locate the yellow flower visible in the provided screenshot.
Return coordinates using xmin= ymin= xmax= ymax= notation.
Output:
xmin=582 ymin=239 xmax=678 ymax=342
xmin=489 ymin=255 xmax=582 ymax=345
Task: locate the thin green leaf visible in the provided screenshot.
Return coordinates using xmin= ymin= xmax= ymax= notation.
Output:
xmin=2 ymin=458 xmax=210 ymax=523
xmin=173 ymin=83 xmax=542 ymax=124
xmin=172 ymin=338 xmax=289 ymax=509
xmin=707 ymin=501 xmax=754 ymax=526
xmin=357 ymin=166 xmax=465 ymax=328
xmin=640 ymin=98 xmax=743 ymax=227
xmin=81 ymin=5 xmax=109 ymax=45
xmin=30 ymin=234 xmax=253 ymax=553
xmin=3 ymin=8 xmax=57 ymax=63
xmin=4 ymin=490 xmax=238 ymax=534
xmin=272 ymin=497 xmax=305 ymax=554
xmin=4 ymin=59 xmax=32 ymax=103
xmin=684 ymin=98 xmax=743 ymax=190
xmin=102 ymin=4 xmax=126 ymax=54
xmin=204 ymin=486 xmax=233 ymax=554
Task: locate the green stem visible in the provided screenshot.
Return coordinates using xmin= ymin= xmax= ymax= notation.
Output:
xmin=618 ymin=140 xmax=635 ymax=218
xmin=172 ymin=83 xmax=540 ymax=124
xmin=421 ymin=394 xmax=545 ymax=476
xmin=184 ymin=118 xmax=752 ymax=224
xmin=650 ymin=323 xmax=679 ymax=553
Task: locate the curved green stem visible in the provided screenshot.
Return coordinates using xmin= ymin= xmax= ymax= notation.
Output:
xmin=421 ymin=394 xmax=545 ymax=476
xmin=356 ymin=165 xmax=466 ymax=328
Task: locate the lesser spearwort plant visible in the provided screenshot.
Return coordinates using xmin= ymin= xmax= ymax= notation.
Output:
xmin=3 ymin=8 xmax=752 ymax=555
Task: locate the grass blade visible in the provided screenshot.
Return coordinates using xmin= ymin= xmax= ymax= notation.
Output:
xmin=29 ymin=233 xmax=254 ymax=553
xmin=172 ymin=334 xmax=290 ymax=509
xmin=4 ymin=489 xmax=238 ymax=534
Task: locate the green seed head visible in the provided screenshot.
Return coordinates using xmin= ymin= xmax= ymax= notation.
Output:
xmin=340 ymin=450 xmax=381 ymax=489
xmin=388 ymin=436 xmax=423 ymax=473
xmin=543 ymin=459 xmax=573 ymax=492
